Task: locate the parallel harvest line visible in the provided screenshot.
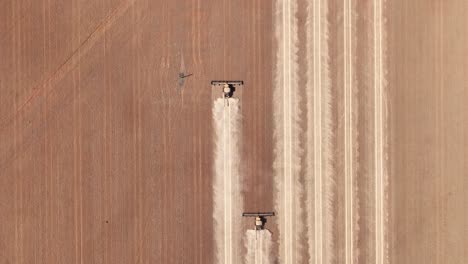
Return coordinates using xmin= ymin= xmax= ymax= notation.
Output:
xmin=344 ymin=0 xmax=354 ymax=263
xmin=214 ymin=98 xmax=241 ymax=264
xmin=307 ymin=1 xmax=333 ymax=263
xmin=373 ymin=0 xmax=385 ymax=263
xmin=213 ymin=100 xmax=230 ymax=264
xmin=282 ymin=0 xmax=294 ymax=263
xmin=222 ymin=102 xmax=229 ymax=264
xmin=312 ymin=0 xmax=323 ymax=263
xmin=259 ymin=233 xmax=263 ymax=264
xmin=228 ymin=104 xmax=233 ymax=264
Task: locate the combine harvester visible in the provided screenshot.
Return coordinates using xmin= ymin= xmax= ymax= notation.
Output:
xmin=211 ymin=80 xmax=243 ymax=105
xmin=242 ymin=212 xmax=275 ymax=230
xmin=243 ymin=212 xmax=275 ymax=264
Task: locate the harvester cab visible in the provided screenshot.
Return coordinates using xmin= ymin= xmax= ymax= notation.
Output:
xmin=242 ymin=212 xmax=275 ymax=230
xmin=211 ymin=80 xmax=243 ymax=106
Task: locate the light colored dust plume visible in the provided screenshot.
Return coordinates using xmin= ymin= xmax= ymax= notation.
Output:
xmin=272 ymin=0 xmax=304 ymax=263
xmin=244 ymin=230 xmax=273 ymax=264
xmin=212 ymin=98 xmax=243 ymax=264
xmin=305 ymin=0 xmax=334 ymax=264
xmin=373 ymin=0 xmax=389 ymax=263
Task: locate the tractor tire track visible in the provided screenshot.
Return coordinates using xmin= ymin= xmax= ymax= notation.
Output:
xmin=343 ymin=0 xmax=358 ymax=263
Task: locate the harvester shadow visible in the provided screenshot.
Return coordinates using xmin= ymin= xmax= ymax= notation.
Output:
xmin=226 ymin=85 xmax=236 ymax=98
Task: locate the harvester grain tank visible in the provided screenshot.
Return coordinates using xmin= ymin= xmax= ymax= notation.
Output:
xmin=242 ymin=212 xmax=275 ymax=230
xmin=211 ymin=80 xmax=243 ymax=105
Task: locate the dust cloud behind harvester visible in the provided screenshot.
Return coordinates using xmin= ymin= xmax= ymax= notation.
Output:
xmin=212 ymin=97 xmax=243 ymax=264
xmin=245 ymin=230 xmax=274 ymax=264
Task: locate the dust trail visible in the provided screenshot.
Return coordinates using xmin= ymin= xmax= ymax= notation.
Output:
xmin=305 ymin=0 xmax=333 ymax=263
xmin=373 ymin=0 xmax=388 ymax=263
xmin=245 ymin=230 xmax=273 ymax=264
xmin=212 ymin=98 xmax=243 ymax=264
xmin=273 ymin=0 xmax=303 ymax=263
